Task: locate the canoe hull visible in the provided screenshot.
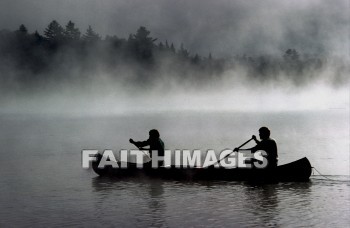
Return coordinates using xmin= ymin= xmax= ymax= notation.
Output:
xmin=92 ymin=156 xmax=312 ymax=182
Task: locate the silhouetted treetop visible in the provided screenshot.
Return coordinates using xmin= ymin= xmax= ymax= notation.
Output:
xmin=64 ymin=21 xmax=81 ymax=41
xmin=83 ymin=25 xmax=100 ymax=42
xmin=18 ymin=24 xmax=28 ymax=35
xmin=133 ymin=26 xmax=156 ymax=42
xmin=44 ymin=20 xmax=64 ymax=41
xmin=129 ymin=26 xmax=157 ymax=60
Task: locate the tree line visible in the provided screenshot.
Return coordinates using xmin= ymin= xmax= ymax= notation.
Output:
xmin=0 ymin=20 xmax=342 ymax=89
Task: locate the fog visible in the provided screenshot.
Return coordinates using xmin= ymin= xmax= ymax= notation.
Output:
xmin=0 ymin=70 xmax=348 ymax=115
xmin=0 ymin=0 xmax=349 ymax=115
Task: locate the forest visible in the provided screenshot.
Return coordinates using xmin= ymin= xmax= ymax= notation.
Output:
xmin=0 ymin=20 xmax=346 ymax=90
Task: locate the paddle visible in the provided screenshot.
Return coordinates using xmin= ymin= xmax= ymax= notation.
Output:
xmin=129 ymin=139 xmax=168 ymax=167
xmin=129 ymin=138 xmax=152 ymax=159
xmin=205 ymin=137 xmax=254 ymax=168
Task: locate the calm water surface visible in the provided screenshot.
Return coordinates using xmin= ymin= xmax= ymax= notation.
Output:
xmin=0 ymin=111 xmax=349 ymax=227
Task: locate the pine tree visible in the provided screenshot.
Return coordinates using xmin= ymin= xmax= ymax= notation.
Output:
xmin=18 ymin=24 xmax=28 ymax=34
xmin=64 ymin=21 xmax=80 ymax=41
xmin=44 ymin=20 xmax=64 ymax=41
xmin=82 ymin=25 xmax=100 ymax=42
xmin=132 ymin=26 xmax=157 ymax=60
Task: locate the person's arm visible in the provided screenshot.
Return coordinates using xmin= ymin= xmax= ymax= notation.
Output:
xmin=234 ymin=135 xmax=260 ymax=152
xmin=129 ymin=138 xmax=150 ymax=148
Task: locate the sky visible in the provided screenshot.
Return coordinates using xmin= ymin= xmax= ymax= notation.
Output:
xmin=0 ymin=0 xmax=348 ymax=57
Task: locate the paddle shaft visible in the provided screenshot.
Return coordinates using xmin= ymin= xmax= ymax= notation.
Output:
xmin=131 ymin=143 xmax=152 ymax=159
xmin=235 ymin=137 xmax=254 ymax=151
xmin=206 ymin=137 xmax=253 ymax=168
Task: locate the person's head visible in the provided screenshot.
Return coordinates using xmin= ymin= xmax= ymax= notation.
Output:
xmin=259 ymin=127 xmax=270 ymax=140
xmin=149 ymin=129 xmax=160 ymax=139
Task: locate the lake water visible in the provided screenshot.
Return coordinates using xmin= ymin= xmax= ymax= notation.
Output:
xmin=0 ymin=110 xmax=349 ymax=227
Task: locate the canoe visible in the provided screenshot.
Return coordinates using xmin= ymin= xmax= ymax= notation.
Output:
xmin=92 ymin=155 xmax=312 ymax=182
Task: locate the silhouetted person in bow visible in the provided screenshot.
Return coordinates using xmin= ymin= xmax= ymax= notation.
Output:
xmin=129 ymin=129 xmax=165 ymax=159
xmin=234 ymin=127 xmax=278 ymax=169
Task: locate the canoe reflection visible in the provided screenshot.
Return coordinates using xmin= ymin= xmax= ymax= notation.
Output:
xmin=91 ymin=177 xmax=312 ymax=227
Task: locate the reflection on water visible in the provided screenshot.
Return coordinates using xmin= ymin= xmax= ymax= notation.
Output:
xmin=92 ymin=177 xmax=167 ymax=227
xmin=90 ymin=177 xmax=329 ymax=227
xmin=243 ymin=184 xmax=280 ymax=227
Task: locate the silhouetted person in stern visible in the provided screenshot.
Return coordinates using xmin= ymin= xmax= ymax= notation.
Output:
xmin=235 ymin=127 xmax=278 ymax=169
xmin=129 ymin=129 xmax=165 ymax=166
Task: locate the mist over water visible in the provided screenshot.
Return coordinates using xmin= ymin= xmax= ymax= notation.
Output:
xmin=0 ymin=1 xmax=349 ymax=227
xmin=0 ymin=0 xmax=348 ymax=116
xmin=0 ymin=70 xmax=348 ymax=115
